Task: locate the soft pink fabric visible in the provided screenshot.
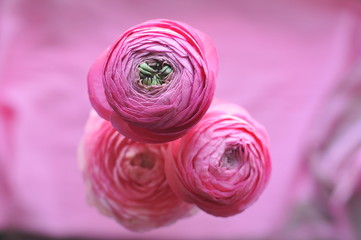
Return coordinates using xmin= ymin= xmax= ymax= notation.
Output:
xmin=79 ymin=111 xmax=195 ymax=232
xmin=165 ymin=100 xmax=271 ymax=217
xmin=0 ymin=0 xmax=361 ymax=239
xmin=88 ymin=19 xmax=218 ymax=143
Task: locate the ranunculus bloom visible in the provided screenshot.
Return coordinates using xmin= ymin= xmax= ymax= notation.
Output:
xmin=78 ymin=111 xmax=196 ymax=232
xmin=88 ymin=19 xmax=218 ymax=143
xmin=165 ymin=100 xmax=271 ymax=217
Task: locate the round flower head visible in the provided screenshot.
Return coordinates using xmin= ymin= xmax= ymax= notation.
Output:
xmin=165 ymin=100 xmax=271 ymax=217
xmin=78 ymin=111 xmax=195 ymax=232
xmin=88 ymin=19 xmax=218 ymax=143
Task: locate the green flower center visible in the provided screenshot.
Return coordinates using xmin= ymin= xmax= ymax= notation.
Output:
xmin=138 ymin=60 xmax=173 ymax=86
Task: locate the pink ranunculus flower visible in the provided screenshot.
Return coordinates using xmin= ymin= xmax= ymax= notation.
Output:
xmin=88 ymin=19 xmax=218 ymax=143
xmin=165 ymin=100 xmax=271 ymax=217
xmin=78 ymin=111 xmax=196 ymax=232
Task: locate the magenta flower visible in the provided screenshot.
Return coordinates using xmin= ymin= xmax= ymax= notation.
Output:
xmin=165 ymin=100 xmax=271 ymax=217
xmin=88 ymin=19 xmax=218 ymax=143
xmin=78 ymin=111 xmax=196 ymax=232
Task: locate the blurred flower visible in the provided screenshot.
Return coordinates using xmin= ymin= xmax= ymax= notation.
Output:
xmin=78 ymin=111 xmax=196 ymax=232
xmin=165 ymin=100 xmax=271 ymax=217
xmin=301 ymin=61 xmax=361 ymax=240
xmin=88 ymin=19 xmax=218 ymax=143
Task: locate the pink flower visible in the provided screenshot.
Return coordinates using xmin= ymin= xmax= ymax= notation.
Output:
xmin=165 ymin=100 xmax=271 ymax=217
xmin=88 ymin=19 xmax=218 ymax=143
xmin=78 ymin=111 xmax=196 ymax=232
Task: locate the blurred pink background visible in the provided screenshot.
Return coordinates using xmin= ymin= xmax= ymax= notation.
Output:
xmin=0 ymin=0 xmax=361 ymax=239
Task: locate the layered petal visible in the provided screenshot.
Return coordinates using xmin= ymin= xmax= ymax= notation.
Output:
xmin=165 ymin=101 xmax=271 ymax=217
xmin=79 ymin=111 xmax=195 ymax=232
xmin=88 ymin=19 xmax=218 ymax=143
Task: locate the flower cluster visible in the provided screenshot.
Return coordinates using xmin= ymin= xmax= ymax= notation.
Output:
xmin=80 ymin=19 xmax=271 ymax=232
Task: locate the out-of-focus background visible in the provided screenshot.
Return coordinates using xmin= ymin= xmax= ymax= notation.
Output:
xmin=0 ymin=0 xmax=361 ymax=239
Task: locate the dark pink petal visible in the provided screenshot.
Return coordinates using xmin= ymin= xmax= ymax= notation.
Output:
xmin=87 ymin=19 xmax=218 ymax=143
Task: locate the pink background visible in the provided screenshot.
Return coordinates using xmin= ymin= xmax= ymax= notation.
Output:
xmin=1 ymin=0 xmax=361 ymax=239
